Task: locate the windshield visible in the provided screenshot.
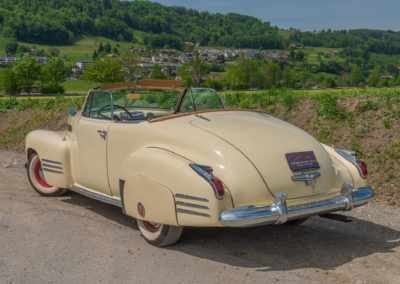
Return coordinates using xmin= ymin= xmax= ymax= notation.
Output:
xmin=109 ymin=88 xmax=180 ymax=121
xmin=113 ymin=89 xmax=180 ymax=110
xmin=179 ymin=88 xmax=224 ymax=113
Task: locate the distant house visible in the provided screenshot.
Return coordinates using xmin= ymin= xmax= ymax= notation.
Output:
xmin=37 ymin=57 xmax=48 ymax=65
xmin=159 ymin=49 xmax=177 ymax=55
xmin=331 ymin=50 xmax=339 ymax=56
xmin=0 ymin=57 xmax=19 ymax=66
xmin=76 ymin=60 xmax=91 ymax=70
xmin=243 ymin=49 xmax=260 ymax=59
xmin=380 ymin=75 xmax=394 ymax=80
xmin=223 ymin=49 xmax=234 ymax=59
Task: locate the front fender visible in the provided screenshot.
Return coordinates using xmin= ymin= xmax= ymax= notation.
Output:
xmin=25 ymin=130 xmax=73 ymax=188
xmin=120 ymin=147 xmax=233 ymax=227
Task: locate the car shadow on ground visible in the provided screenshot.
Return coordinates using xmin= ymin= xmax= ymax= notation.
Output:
xmin=61 ymin=191 xmax=400 ymax=271
xmin=61 ymin=191 xmax=139 ymax=230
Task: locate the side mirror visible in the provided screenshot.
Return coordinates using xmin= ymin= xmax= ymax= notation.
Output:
xmin=69 ymin=107 xmax=77 ymax=117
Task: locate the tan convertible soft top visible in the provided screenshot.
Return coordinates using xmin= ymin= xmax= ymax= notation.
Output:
xmin=98 ymin=80 xmax=185 ymax=94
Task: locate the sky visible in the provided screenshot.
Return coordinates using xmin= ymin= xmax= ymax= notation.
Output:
xmin=148 ymin=0 xmax=400 ymax=31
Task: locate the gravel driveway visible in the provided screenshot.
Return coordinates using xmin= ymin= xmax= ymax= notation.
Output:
xmin=0 ymin=150 xmax=399 ymax=283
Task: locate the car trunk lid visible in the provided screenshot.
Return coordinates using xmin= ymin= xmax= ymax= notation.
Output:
xmin=190 ymin=111 xmax=340 ymax=199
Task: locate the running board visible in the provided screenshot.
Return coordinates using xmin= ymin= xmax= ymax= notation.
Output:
xmin=70 ymin=185 xmax=122 ymax=207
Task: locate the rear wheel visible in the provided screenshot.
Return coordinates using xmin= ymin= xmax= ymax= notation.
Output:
xmin=27 ymin=153 xmax=66 ymax=197
xmin=137 ymin=219 xmax=183 ymax=247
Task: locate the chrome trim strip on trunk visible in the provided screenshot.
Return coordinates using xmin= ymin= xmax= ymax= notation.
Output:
xmin=42 ymin=159 xmax=62 ymax=165
xmin=177 ymin=208 xmax=211 ymax=217
xmin=70 ymin=185 xmax=122 ymax=207
xmin=219 ymin=183 xmax=374 ymax=227
xmin=43 ymin=168 xmax=63 ymax=174
xmin=291 ymin=172 xmax=321 ymax=182
xmin=175 ymin=194 xmax=209 ymax=202
xmin=176 ymin=201 xmax=210 ymax=210
xmin=42 ymin=163 xmax=63 ymax=170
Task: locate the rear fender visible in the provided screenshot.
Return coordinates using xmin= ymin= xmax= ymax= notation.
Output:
xmin=120 ymin=147 xmax=233 ymax=227
xmin=322 ymin=144 xmax=367 ymax=189
xmin=26 ymin=130 xmax=73 ymax=188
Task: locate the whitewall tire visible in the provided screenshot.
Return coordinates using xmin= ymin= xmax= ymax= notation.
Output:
xmin=27 ymin=153 xmax=66 ymax=197
xmin=137 ymin=219 xmax=183 ymax=247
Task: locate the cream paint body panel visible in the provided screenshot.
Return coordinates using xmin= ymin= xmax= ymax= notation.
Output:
xmin=322 ymin=144 xmax=367 ymax=189
xmin=107 ymin=118 xmax=274 ymax=209
xmin=119 ymin=147 xmax=233 ymax=227
xmin=73 ymin=117 xmax=111 ymax=195
xmin=190 ymin=112 xmax=342 ymax=199
xmin=25 ymin=130 xmax=73 ymax=188
xmin=123 ymin=175 xmax=179 ymax=226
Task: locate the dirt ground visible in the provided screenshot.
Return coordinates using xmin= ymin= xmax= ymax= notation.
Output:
xmin=1 ymin=150 xmax=400 ymax=284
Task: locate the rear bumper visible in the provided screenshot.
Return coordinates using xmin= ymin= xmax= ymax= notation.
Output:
xmin=219 ymin=183 xmax=374 ymax=227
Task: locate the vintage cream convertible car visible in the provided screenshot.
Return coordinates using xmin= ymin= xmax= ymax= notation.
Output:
xmin=26 ymin=80 xmax=374 ymax=247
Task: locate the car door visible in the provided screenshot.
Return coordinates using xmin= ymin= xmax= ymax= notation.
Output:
xmin=74 ymin=90 xmax=113 ymax=195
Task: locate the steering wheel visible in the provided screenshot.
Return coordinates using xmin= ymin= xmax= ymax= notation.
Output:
xmin=97 ymin=104 xmax=131 ymax=120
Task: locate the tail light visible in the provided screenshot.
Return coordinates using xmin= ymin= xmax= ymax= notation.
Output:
xmin=356 ymin=160 xmax=368 ymax=178
xmin=189 ymin=164 xmax=225 ymax=199
xmin=335 ymin=149 xmax=368 ymax=179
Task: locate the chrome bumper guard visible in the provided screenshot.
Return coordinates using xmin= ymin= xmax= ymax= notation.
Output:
xmin=219 ymin=183 xmax=374 ymax=227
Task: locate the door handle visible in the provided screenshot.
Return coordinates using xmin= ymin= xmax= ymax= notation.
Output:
xmin=97 ymin=130 xmax=107 ymax=139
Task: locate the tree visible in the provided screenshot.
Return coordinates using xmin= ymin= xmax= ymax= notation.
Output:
xmin=0 ymin=68 xmax=21 ymax=95
xmin=14 ymin=56 xmax=41 ymax=95
xmin=396 ymin=75 xmax=400 ymax=86
xmin=150 ymin=64 xmax=166 ymax=79
xmin=92 ymin=50 xmax=99 ymax=59
xmin=83 ymin=58 xmax=124 ymax=83
xmin=282 ymin=66 xmax=296 ymax=88
xmin=350 ymin=65 xmax=362 ymax=86
xmin=192 ymin=56 xmax=206 ymax=86
xmin=202 ymin=76 xmax=223 ymax=90
xmin=178 ymin=63 xmax=194 ymax=87
xmin=40 ymin=57 xmax=67 ymax=94
xmin=5 ymin=40 xmax=19 ymax=55
xmin=16 ymin=45 xmax=30 ymax=56
xmin=225 ymin=65 xmax=245 ymax=90
xmin=104 ymin=43 xmax=112 ymax=53
xmin=98 ymin=42 xmax=104 ymax=54
xmin=48 ymin=47 xmax=61 ymax=57
xmin=367 ymin=67 xmax=380 ymax=87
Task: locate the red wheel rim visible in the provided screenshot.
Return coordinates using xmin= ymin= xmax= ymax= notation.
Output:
xmin=34 ymin=160 xmax=53 ymax=188
xmin=143 ymin=221 xmax=161 ymax=233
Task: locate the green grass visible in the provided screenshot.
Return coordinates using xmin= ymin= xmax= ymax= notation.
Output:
xmin=63 ymin=79 xmax=100 ymax=93
xmin=0 ymin=35 xmax=138 ymax=65
xmin=369 ymin=53 xmax=400 ymax=67
xmin=304 ymin=47 xmax=345 ymax=65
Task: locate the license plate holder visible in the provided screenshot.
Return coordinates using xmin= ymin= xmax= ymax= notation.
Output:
xmin=285 ymin=151 xmax=320 ymax=172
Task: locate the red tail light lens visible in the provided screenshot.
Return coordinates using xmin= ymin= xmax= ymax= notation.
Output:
xmin=211 ymin=178 xmax=224 ymax=198
xmin=357 ymin=160 xmax=368 ymax=177
xmin=190 ymin=164 xmax=225 ymax=199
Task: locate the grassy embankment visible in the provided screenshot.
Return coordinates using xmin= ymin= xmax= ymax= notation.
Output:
xmin=0 ymin=88 xmax=399 ymax=205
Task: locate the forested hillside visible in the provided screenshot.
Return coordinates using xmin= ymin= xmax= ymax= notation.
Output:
xmin=1 ymin=0 xmax=399 ymax=54
xmin=0 ymin=0 xmax=282 ymax=49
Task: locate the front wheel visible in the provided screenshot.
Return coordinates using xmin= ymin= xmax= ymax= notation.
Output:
xmin=137 ymin=219 xmax=183 ymax=247
xmin=27 ymin=153 xmax=66 ymax=197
